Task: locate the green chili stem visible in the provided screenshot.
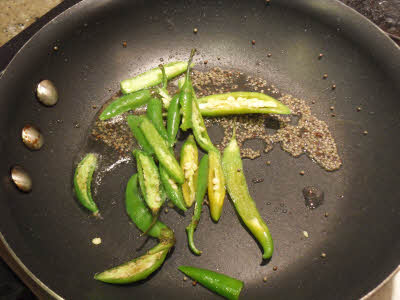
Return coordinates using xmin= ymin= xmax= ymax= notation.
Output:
xmin=179 ymin=49 xmax=196 ymax=131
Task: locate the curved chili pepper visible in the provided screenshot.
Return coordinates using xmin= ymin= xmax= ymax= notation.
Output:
xmin=186 ymin=154 xmax=208 ymax=255
xmin=157 ymin=64 xmax=172 ymax=109
xmin=135 ymin=150 xmax=164 ymax=219
xmin=178 ymin=266 xmax=244 ymax=300
xmin=198 ymin=91 xmax=291 ymax=116
xmin=146 ymin=97 xmax=169 ymax=141
xmin=99 ymin=89 xmax=152 ymax=120
xmin=120 ymin=61 xmax=192 ymax=94
xmin=167 ymin=94 xmax=181 ymax=146
xmin=94 ymin=174 xmax=175 ymax=284
xmin=159 ymin=166 xmax=187 ymax=212
xmin=73 ymin=153 xmax=99 ymax=216
xmin=180 ymin=135 xmax=198 ymax=207
xmin=127 ymin=115 xmax=154 ymax=155
xmin=208 ymin=150 xmax=226 ymax=222
xmin=222 ymin=132 xmax=274 ymax=259
xmin=139 ymin=117 xmax=184 ymax=184
xmin=179 ymin=49 xmax=196 ymax=131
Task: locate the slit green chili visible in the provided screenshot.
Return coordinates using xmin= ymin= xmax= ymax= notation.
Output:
xmin=186 ymin=154 xmax=209 ymax=255
xmin=178 ymin=266 xmax=244 ymax=300
xmin=146 ymin=97 xmax=169 ymax=141
xmin=120 ymin=61 xmax=192 ymax=95
xmin=127 ymin=115 xmax=154 ymax=155
xmin=73 ymin=153 xmax=99 ymax=215
xmin=135 ymin=150 xmax=164 ymax=217
xmin=222 ymin=132 xmax=274 ymax=259
xmin=208 ymin=150 xmax=226 ymax=222
xmin=139 ymin=117 xmax=184 ymax=184
xmin=159 ymin=166 xmax=187 ymax=212
xmin=180 ymin=135 xmax=198 ymax=207
xmin=99 ymin=89 xmax=152 ymax=120
xmin=179 ymin=49 xmax=196 ymax=131
xmin=167 ymin=94 xmax=181 ymax=146
xmin=197 ymin=91 xmax=291 ymax=116
xmin=94 ymin=174 xmax=175 ymax=284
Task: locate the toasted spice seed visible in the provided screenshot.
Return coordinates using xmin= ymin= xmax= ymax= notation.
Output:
xmin=192 ymin=281 xmax=197 ymax=286
xmin=357 ymin=106 xmax=362 ymax=112
xmin=331 ymin=113 xmax=336 ymax=117
xmin=165 ymin=208 xmax=169 ymax=213
xmin=318 ymin=53 xmax=324 ymax=59
xmin=266 ymin=161 xmax=271 ymax=166
xmin=92 ymin=105 xmax=97 ymax=109
xmin=331 ymin=84 xmax=336 ymax=90
xmin=273 ymin=266 xmax=278 ymax=271
xmin=299 ymin=170 xmax=305 ymax=176
xmin=329 ymin=106 xmax=334 ymax=111
xmin=237 ymin=168 xmax=241 ymax=172
xmin=252 ymin=178 xmax=264 ymax=184
xmin=267 ymin=53 xmax=272 ymax=57
xmin=324 ymin=212 xmax=329 ymax=217
xmin=122 ymin=41 xmax=127 ymax=48
xmin=321 ymin=252 xmax=327 ymax=258
xmin=53 ymin=45 xmax=59 ymax=51
xmin=204 ymin=60 xmax=208 ymax=65
xmin=183 ymin=276 xmax=188 ymax=281
xmin=217 ymin=57 xmax=221 ymax=60
xmin=363 ymin=130 xmax=368 ymax=135
xmin=263 ymin=276 xmax=268 ymax=282
xmin=311 ymin=100 xmax=316 ymax=104
xmin=193 ymin=27 xmax=198 ymax=33
xmin=265 ymin=0 xmax=270 ymax=4
xmin=323 ymin=74 xmax=328 ymax=79
xmin=251 ymin=40 xmax=256 ymax=45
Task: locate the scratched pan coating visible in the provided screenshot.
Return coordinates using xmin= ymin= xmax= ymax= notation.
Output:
xmin=0 ymin=0 xmax=399 ymax=299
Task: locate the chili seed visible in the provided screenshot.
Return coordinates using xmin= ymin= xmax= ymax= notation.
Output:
xmin=318 ymin=53 xmax=324 ymax=59
xmin=53 ymin=45 xmax=59 ymax=51
xmin=183 ymin=276 xmax=187 ymax=281
xmin=299 ymin=170 xmax=305 ymax=176
xmin=273 ymin=266 xmax=278 ymax=271
xmin=92 ymin=237 xmax=102 ymax=245
xmin=363 ymin=130 xmax=368 ymax=135
xmin=303 ymin=231 xmax=309 ymax=238
xmin=357 ymin=106 xmax=362 ymax=112
xmin=331 ymin=84 xmax=336 ymax=90
xmin=321 ymin=252 xmax=327 ymax=258
xmin=10 ymin=166 xmax=32 ymax=193
xmin=193 ymin=28 xmax=198 ymax=33
xmin=122 ymin=41 xmax=127 ymax=48
xmin=251 ymin=40 xmax=256 ymax=45
xmin=323 ymin=74 xmax=328 ymax=79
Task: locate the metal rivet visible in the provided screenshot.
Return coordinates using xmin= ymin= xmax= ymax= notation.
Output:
xmin=10 ymin=166 xmax=32 ymax=192
xmin=22 ymin=125 xmax=44 ymax=150
xmin=36 ymin=80 xmax=58 ymax=106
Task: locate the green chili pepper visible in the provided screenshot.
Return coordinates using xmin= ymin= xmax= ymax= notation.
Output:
xmin=178 ymin=266 xmax=244 ymax=300
xmin=99 ymin=89 xmax=152 ymax=120
xmin=179 ymin=49 xmax=196 ymax=131
xmin=120 ymin=61 xmax=192 ymax=95
xmin=139 ymin=117 xmax=184 ymax=184
xmin=157 ymin=64 xmax=172 ymax=109
xmin=73 ymin=153 xmax=99 ymax=215
xmin=167 ymin=94 xmax=181 ymax=146
xmin=180 ymin=135 xmax=198 ymax=207
xmin=222 ymin=132 xmax=274 ymax=259
xmin=135 ymin=150 xmax=164 ymax=218
xmin=208 ymin=150 xmax=226 ymax=222
xmin=186 ymin=154 xmax=209 ymax=255
xmin=94 ymin=174 xmax=175 ymax=284
xmin=146 ymin=97 xmax=169 ymax=141
xmin=159 ymin=166 xmax=187 ymax=212
xmin=191 ymin=87 xmax=217 ymax=152
xmin=197 ymin=91 xmax=291 ymax=116
xmin=127 ymin=115 xmax=154 ymax=155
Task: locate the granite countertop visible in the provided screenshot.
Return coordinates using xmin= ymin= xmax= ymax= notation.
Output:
xmin=0 ymin=1 xmax=398 ymax=300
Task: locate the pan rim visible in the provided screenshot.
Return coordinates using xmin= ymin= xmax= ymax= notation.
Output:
xmin=0 ymin=0 xmax=399 ymax=299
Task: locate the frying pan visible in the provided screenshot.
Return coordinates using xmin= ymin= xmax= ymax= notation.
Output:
xmin=1 ymin=0 xmax=399 ymax=299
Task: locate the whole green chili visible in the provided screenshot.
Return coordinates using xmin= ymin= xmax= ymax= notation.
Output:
xmin=139 ymin=117 xmax=184 ymax=184
xmin=178 ymin=266 xmax=244 ymax=300
xmin=167 ymin=94 xmax=181 ymax=146
xmin=73 ymin=153 xmax=99 ymax=216
xmin=222 ymin=131 xmax=273 ymax=259
xmin=179 ymin=49 xmax=196 ymax=131
xmin=186 ymin=154 xmax=209 ymax=255
xmin=94 ymin=174 xmax=174 ymax=284
xmin=99 ymin=89 xmax=152 ymax=120
xmin=127 ymin=115 xmax=154 ymax=155
xmin=146 ymin=97 xmax=169 ymax=141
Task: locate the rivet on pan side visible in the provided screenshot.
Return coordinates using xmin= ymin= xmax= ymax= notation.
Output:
xmin=36 ymin=80 xmax=58 ymax=106
xmin=10 ymin=166 xmax=32 ymax=192
xmin=22 ymin=124 xmax=44 ymax=150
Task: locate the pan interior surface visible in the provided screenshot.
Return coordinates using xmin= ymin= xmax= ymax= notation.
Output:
xmin=0 ymin=0 xmax=399 ymax=299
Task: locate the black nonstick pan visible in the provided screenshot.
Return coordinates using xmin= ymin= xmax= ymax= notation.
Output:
xmin=1 ymin=0 xmax=399 ymax=299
